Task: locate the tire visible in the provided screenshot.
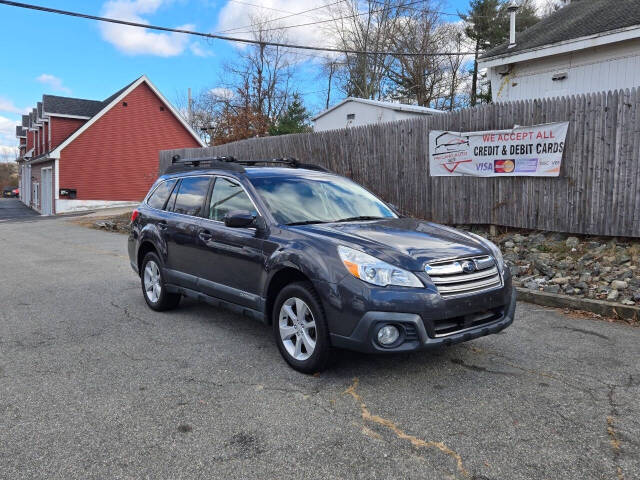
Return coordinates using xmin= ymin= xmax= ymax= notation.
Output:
xmin=272 ymin=281 xmax=331 ymax=373
xmin=140 ymin=251 xmax=181 ymax=311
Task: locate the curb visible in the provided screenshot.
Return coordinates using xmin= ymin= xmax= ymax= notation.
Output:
xmin=516 ymin=287 xmax=640 ymax=321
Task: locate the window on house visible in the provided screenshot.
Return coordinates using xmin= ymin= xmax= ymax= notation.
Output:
xmin=147 ymin=179 xmax=177 ymax=210
xmin=347 ymin=113 xmax=355 ymax=120
xmin=170 ymin=176 xmax=211 ymax=217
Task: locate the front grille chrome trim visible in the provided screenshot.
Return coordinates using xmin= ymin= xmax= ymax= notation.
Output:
xmin=426 ymin=255 xmax=502 ymax=297
xmin=435 ymin=276 xmax=502 ymax=294
xmin=429 ymin=266 xmax=499 ymax=285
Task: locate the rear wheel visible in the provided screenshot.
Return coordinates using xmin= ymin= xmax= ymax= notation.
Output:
xmin=272 ymin=282 xmax=330 ymax=373
xmin=141 ymin=252 xmax=181 ymax=311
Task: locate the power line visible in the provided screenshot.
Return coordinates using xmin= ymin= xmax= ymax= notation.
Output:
xmin=367 ymin=0 xmax=460 ymax=16
xmin=218 ymin=0 xmax=346 ymax=35
xmin=0 ymin=0 xmax=476 ymax=56
xmin=367 ymin=0 xmax=509 ymax=19
xmin=225 ymin=0 xmax=432 ymax=35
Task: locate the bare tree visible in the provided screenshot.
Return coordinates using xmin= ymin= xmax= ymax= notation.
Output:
xmin=0 ymin=161 xmax=18 ymax=191
xmin=440 ymin=23 xmax=472 ymax=110
xmin=222 ymin=15 xmax=296 ymax=121
xmin=176 ymin=14 xmax=298 ymax=145
xmin=330 ymin=0 xmax=409 ymax=100
xmin=386 ymin=4 xmax=448 ymax=107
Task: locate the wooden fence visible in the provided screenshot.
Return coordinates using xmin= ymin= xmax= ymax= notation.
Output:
xmin=160 ymin=88 xmax=640 ymax=237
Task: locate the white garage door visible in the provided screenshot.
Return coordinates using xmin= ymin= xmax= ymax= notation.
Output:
xmin=41 ymin=167 xmax=53 ymax=216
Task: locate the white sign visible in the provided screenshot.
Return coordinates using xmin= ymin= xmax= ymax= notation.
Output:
xmin=429 ymin=122 xmax=569 ymax=177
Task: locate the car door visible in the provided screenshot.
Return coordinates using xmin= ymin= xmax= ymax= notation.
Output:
xmin=163 ymin=175 xmax=213 ymax=290
xmin=142 ymin=176 xmax=178 ymax=264
xmin=196 ymin=176 xmax=266 ymax=310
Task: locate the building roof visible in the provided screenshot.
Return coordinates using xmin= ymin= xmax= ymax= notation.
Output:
xmin=42 ymin=94 xmax=104 ymax=118
xmin=482 ymin=0 xmax=640 ymax=59
xmin=16 ymin=126 xmax=26 ymax=138
xmin=47 ymin=75 xmax=205 ymax=157
xmin=101 ymin=78 xmax=138 ymax=106
xmin=22 ymin=115 xmax=29 ymax=127
xmin=18 ymin=75 xmax=205 ymax=151
xmin=313 ymin=97 xmax=442 ymax=121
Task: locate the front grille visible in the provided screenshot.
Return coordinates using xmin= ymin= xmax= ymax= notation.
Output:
xmin=433 ymin=308 xmax=504 ymax=337
xmin=426 ymin=255 xmax=502 ymax=297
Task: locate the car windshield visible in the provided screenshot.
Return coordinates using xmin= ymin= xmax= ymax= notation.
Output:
xmin=249 ymin=174 xmax=397 ymax=225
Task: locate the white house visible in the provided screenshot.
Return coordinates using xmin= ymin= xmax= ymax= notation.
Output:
xmin=313 ymin=98 xmax=442 ymax=132
xmin=479 ymin=0 xmax=640 ymax=102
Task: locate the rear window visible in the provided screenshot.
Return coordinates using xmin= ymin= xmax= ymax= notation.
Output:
xmin=147 ymin=179 xmax=177 ymax=210
xmin=171 ymin=176 xmax=211 ymax=217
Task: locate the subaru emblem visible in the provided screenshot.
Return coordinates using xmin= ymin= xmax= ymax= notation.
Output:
xmin=461 ymin=260 xmax=476 ymax=273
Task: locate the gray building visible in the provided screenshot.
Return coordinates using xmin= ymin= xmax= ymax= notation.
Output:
xmin=479 ymin=0 xmax=640 ymax=102
xmin=313 ymin=98 xmax=442 ymax=132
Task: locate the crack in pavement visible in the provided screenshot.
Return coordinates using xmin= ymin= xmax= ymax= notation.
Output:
xmin=461 ymin=345 xmax=600 ymax=403
xmin=607 ymin=385 xmax=624 ymax=480
xmin=110 ymin=301 xmax=154 ymax=327
xmin=344 ymin=377 xmax=469 ymax=478
xmin=551 ymin=325 xmax=611 ymax=340
xmin=450 ymin=358 xmax=519 ymax=377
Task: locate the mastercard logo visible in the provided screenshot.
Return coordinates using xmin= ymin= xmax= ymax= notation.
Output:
xmin=494 ymin=159 xmax=516 ymax=173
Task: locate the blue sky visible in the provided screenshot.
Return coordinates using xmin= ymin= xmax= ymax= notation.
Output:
xmin=0 ymin=0 xmax=471 ymax=156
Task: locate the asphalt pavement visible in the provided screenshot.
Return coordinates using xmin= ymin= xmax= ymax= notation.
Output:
xmin=0 ymin=198 xmax=39 ymax=221
xmin=1 ymin=217 xmax=639 ymax=479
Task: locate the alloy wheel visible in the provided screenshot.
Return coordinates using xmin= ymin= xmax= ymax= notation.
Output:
xmin=144 ymin=260 xmax=162 ymax=303
xmin=278 ymin=297 xmax=317 ymax=361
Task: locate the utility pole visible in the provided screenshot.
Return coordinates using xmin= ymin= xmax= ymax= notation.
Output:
xmin=326 ymin=63 xmax=335 ymax=110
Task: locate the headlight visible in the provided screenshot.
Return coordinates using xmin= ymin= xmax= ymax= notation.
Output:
xmin=337 ymin=246 xmax=423 ymax=288
xmin=468 ymin=233 xmax=505 ymax=273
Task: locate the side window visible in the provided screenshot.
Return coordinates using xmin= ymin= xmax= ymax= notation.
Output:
xmin=171 ymin=176 xmax=211 ymax=217
xmin=147 ymin=179 xmax=177 ymax=210
xmin=209 ymin=178 xmax=257 ymax=222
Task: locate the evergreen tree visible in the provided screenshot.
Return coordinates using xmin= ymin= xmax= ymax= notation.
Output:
xmin=269 ymin=94 xmax=311 ymax=136
xmin=461 ymin=0 xmax=539 ymax=105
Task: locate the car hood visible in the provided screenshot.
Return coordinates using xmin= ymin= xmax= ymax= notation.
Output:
xmin=295 ymin=218 xmax=490 ymax=271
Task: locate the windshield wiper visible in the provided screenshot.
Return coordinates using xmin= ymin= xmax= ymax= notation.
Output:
xmin=333 ymin=216 xmax=386 ymax=223
xmin=285 ymin=220 xmax=330 ymax=226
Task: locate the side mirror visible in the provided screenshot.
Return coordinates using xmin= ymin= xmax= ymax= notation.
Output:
xmin=223 ymin=210 xmax=257 ymax=228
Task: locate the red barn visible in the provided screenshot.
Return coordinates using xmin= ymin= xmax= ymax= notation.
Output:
xmin=16 ymin=75 xmax=204 ymax=215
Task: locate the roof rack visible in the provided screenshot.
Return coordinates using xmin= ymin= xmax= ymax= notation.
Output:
xmin=239 ymin=157 xmax=330 ymax=172
xmin=165 ymin=155 xmax=329 ymax=174
xmin=164 ymin=155 xmax=245 ymax=174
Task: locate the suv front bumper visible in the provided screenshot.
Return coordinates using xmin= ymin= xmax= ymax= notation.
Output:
xmin=328 ymin=288 xmax=517 ymax=353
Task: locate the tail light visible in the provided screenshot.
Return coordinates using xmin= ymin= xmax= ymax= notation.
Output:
xmin=130 ymin=209 xmax=140 ymax=223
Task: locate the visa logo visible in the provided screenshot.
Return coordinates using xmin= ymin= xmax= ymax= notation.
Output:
xmin=476 ymin=162 xmax=493 ymax=171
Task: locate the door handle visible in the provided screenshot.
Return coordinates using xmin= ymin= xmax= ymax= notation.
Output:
xmin=198 ymin=230 xmax=213 ymax=241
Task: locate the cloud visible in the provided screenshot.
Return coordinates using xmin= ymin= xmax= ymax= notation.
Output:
xmin=0 ymin=115 xmax=17 ymax=138
xmin=0 ymin=98 xmax=30 ymax=115
xmin=0 ymin=144 xmax=18 ymax=160
xmin=100 ymin=0 xmax=193 ymax=56
xmin=0 ymin=115 xmax=19 ymax=160
xmin=190 ymin=42 xmax=213 ymax=57
xmin=214 ymin=0 xmax=334 ymax=55
xmin=36 ymin=74 xmax=72 ymax=95
xmin=209 ymin=87 xmax=234 ymax=99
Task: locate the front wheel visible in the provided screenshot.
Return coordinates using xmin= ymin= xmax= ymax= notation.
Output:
xmin=272 ymin=282 xmax=331 ymax=373
xmin=140 ymin=252 xmax=181 ymax=311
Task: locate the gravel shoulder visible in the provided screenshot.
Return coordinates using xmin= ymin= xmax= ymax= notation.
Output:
xmin=2 ymin=218 xmax=639 ymax=479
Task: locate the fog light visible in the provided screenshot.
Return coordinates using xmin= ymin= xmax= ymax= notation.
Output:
xmin=377 ymin=325 xmax=400 ymax=346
